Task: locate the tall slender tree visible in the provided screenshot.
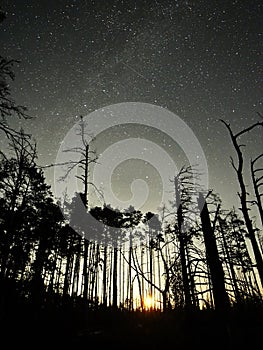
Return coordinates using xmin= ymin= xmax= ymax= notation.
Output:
xmin=221 ymin=119 xmax=263 ymax=289
xmin=198 ymin=192 xmax=230 ymax=310
xmin=251 ymin=154 xmax=263 ymax=227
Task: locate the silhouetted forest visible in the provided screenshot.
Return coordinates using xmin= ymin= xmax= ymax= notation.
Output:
xmin=1 ymin=8 xmax=263 ymax=349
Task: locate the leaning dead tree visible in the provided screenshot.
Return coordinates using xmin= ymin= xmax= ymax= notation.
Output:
xmin=220 ymin=118 xmax=263 ymax=290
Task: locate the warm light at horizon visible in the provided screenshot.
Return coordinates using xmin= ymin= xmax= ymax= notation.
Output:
xmin=143 ymin=295 xmax=154 ymax=310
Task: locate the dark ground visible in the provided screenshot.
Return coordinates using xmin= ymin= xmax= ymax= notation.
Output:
xmin=0 ymin=280 xmax=262 ymax=349
xmin=1 ymin=299 xmax=263 ymax=350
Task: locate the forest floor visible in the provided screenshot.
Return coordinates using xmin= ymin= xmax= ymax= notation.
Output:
xmin=1 ymin=301 xmax=263 ymax=349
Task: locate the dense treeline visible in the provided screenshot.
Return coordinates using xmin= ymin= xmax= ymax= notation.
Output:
xmin=0 ymin=134 xmax=262 ymax=312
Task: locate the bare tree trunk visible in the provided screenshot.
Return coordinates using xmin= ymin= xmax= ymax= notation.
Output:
xmin=102 ymin=245 xmax=107 ymax=306
xmin=251 ymin=154 xmax=263 ymax=226
xmin=82 ymin=239 xmax=89 ymax=301
xmin=149 ymin=231 xmax=153 ymax=300
xmin=132 ymin=249 xmax=143 ymax=310
xmin=72 ymin=236 xmax=82 ymax=297
xmin=174 ymin=177 xmax=191 ymax=308
xmin=141 ymin=244 xmax=145 ymax=308
xmin=127 ymin=232 xmax=133 ymax=310
xmin=221 ymin=119 xmax=263 ymax=289
xmin=94 ymin=244 xmax=100 ymax=308
xmin=87 ymin=242 xmax=94 ymax=302
xmin=198 ymin=193 xmax=229 ymax=310
xmin=56 ymin=257 xmax=63 ymax=293
xmin=186 ymin=244 xmax=197 ymax=307
xmin=112 ymin=246 xmax=118 ymax=308
xmin=90 ymin=243 xmax=98 ymax=304
xmin=218 ymin=217 xmax=241 ymax=304
xmin=108 ymin=248 xmax=113 ymax=306
xmin=63 ymin=253 xmax=73 ymax=299
xmin=48 ymin=256 xmax=57 ymax=294
xmin=122 ymin=245 xmax=125 ymax=307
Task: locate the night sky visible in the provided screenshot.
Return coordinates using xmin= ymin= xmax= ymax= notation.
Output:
xmin=1 ymin=0 xmax=262 ymax=214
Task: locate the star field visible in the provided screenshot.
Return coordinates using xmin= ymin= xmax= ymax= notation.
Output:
xmin=0 ymin=0 xmax=262 ymax=212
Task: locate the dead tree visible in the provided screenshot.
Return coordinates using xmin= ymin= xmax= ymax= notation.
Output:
xmin=217 ymin=214 xmax=241 ymax=304
xmin=173 ymin=165 xmax=203 ymax=308
xmin=174 ymin=176 xmax=192 ymax=308
xmin=221 ymin=119 xmax=263 ymax=289
xmin=45 ymin=116 xmax=101 ymax=210
xmin=251 ymin=154 xmax=263 ymax=226
xmin=198 ymin=192 xmax=230 ymax=310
